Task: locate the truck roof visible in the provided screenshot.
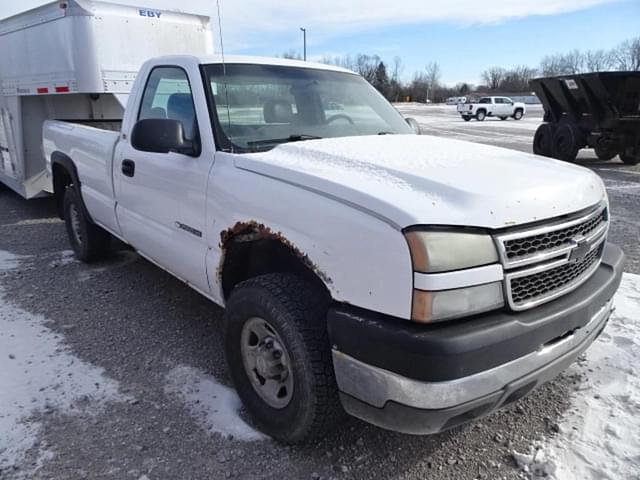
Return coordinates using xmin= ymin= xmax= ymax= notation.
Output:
xmin=191 ymin=55 xmax=357 ymax=75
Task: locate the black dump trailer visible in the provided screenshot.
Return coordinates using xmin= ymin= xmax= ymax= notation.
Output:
xmin=530 ymin=72 xmax=640 ymax=164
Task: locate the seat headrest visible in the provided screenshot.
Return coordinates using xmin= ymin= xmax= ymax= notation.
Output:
xmin=264 ymin=99 xmax=294 ymax=124
xmin=167 ymin=93 xmax=196 ymax=139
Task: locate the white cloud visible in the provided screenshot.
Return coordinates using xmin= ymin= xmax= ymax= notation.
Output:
xmin=0 ymin=0 xmax=619 ymax=50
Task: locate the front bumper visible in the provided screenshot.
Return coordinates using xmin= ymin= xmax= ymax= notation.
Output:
xmin=328 ymin=243 xmax=624 ymax=434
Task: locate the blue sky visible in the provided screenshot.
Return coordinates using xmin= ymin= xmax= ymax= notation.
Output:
xmin=2 ymin=0 xmax=638 ymax=85
xmin=236 ymin=0 xmax=639 ymax=85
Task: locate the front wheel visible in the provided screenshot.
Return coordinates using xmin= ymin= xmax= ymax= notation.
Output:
xmin=513 ymin=109 xmax=524 ymax=120
xmin=223 ymin=273 xmax=340 ymax=443
xmin=63 ymin=187 xmax=111 ymax=262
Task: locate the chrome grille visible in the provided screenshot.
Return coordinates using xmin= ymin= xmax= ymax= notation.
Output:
xmin=508 ymin=247 xmax=601 ymax=307
xmin=496 ymin=203 xmax=608 ymax=311
xmin=503 ymin=209 xmax=606 ymax=262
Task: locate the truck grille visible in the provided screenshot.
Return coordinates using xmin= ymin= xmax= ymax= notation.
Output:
xmin=503 ymin=209 xmax=606 ymax=263
xmin=496 ymin=203 xmax=608 ymax=311
xmin=508 ymin=247 xmax=601 ymax=307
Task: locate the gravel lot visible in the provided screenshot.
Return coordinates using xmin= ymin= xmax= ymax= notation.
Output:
xmin=1 ymin=103 xmax=638 ymax=480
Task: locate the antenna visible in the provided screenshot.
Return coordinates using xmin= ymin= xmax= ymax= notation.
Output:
xmin=215 ymin=0 xmax=233 ymax=149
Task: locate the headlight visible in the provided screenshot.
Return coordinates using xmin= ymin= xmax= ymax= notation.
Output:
xmin=405 ymin=230 xmax=498 ymax=273
xmin=412 ymin=283 xmax=504 ymax=323
xmin=405 ymin=230 xmax=503 ymax=323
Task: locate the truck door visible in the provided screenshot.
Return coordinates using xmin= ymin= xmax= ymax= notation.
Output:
xmin=115 ymin=66 xmax=214 ymax=294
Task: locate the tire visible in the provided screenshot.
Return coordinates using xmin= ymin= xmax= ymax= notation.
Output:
xmin=513 ymin=109 xmax=524 ymax=120
xmin=462 ymin=115 xmax=471 ymax=122
xmin=551 ymin=124 xmax=582 ymax=162
xmin=533 ymin=123 xmax=556 ymax=157
xmin=63 ymin=186 xmax=111 ymax=262
xmin=223 ymin=273 xmax=341 ymax=444
xmin=499 ymin=116 xmax=508 ymax=121
xmin=476 ymin=110 xmax=486 ymax=121
xmin=594 ymin=144 xmax=618 ymax=162
xmin=620 ymin=149 xmax=640 ymax=165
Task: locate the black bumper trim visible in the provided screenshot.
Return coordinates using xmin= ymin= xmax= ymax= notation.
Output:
xmin=327 ymin=243 xmax=624 ymax=383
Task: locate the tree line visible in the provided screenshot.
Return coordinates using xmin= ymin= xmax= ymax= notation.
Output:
xmin=280 ymin=36 xmax=640 ymax=103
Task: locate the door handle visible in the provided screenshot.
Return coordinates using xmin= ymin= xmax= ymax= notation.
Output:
xmin=122 ymin=159 xmax=135 ymax=177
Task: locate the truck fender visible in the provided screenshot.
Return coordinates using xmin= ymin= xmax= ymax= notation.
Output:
xmin=50 ymin=152 xmax=93 ymax=222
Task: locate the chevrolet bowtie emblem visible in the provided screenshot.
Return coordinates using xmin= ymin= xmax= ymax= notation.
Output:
xmin=569 ymin=237 xmax=590 ymax=263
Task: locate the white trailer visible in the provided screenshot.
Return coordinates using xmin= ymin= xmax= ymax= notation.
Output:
xmin=0 ymin=0 xmax=212 ymax=198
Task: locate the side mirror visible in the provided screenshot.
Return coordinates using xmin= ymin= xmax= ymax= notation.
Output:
xmin=131 ymin=118 xmax=198 ymax=156
xmin=405 ymin=117 xmax=421 ymax=135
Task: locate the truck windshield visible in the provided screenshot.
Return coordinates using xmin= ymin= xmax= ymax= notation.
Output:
xmin=203 ymin=64 xmax=413 ymax=152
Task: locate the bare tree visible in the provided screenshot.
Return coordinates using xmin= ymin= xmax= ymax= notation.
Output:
xmin=584 ymin=49 xmax=614 ymax=72
xmin=280 ymin=49 xmax=302 ymax=60
xmin=563 ymin=49 xmax=584 ymax=74
xmin=481 ymin=67 xmax=505 ymax=89
xmin=391 ymin=56 xmax=404 ymax=83
xmin=613 ymin=37 xmax=640 ymax=71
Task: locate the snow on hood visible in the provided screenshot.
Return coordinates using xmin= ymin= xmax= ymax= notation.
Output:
xmin=236 ymin=135 xmax=605 ymax=230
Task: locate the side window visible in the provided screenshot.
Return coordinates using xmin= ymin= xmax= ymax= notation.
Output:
xmin=138 ymin=67 xmax=198 ymax=141
xmin=479 ymin=98 xmax=491 ymax=104
xmin=494 ymin=98 xmax=503 ymax=104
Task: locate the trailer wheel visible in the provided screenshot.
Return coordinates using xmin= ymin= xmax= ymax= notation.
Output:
xmin=533 ymin=123 xmax=556 ymax=157
xmin=551 ymin=124 xmax=582 ymax=162
xmin=513 ymin=109 xmax=524 ymax=120
xmin=476 ymin=110 xmax=486 ymax=121
xmin=620 ymin=149 xmax=640 ymax=165
xmin=63 ymin=187 xmax=111 ymax=262
xmin=223 ymin=273 xmax=340 ymax=443
xmin=594 ymin=145 xmax=619 ymax=162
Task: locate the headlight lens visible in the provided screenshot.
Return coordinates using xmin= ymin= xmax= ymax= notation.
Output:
xmin=405 ymin=231 xmax=498 ymax=273
xmin=412 ymin=282 xmax=504 ymax=323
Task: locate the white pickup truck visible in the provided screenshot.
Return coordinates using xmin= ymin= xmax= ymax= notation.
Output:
xmin=44 ymin=55 xmax=624 ymax=443
xmin=458 ymin=96 xmax=526 ymax=121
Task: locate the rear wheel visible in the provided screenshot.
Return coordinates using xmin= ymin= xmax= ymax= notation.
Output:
xmin=551 ymin=124 xmax=582 ymax=162
xmin=594 ymin=144 xmax=619 ymax=162
xmin=620 ymin=149 xmax=640 ymax=165
xmin=476 ymin=110 xmax=486 ymax=121
xmin=223 ymin=273 xmax=340 ymax=443
xmin=513 ymin=109 xmax=524 ymax=120
xmin=533 ymin=123 xmax=556 ymax=157
xmin=63 ymin=187 xmax=111 ymax=262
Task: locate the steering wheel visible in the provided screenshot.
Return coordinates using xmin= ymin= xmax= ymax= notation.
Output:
xmin=326 ymin=114 xmax=355 ymax=125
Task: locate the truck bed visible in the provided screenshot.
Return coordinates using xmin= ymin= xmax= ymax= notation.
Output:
xmin=43 ymin=120 xmax=122 ymax=235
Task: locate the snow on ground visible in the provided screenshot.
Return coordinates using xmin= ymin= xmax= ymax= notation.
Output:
xmin=514 ymin=273 xmax=640 ymax=480
xmin=47 ymin=250 xmax=76 ymax=268
xmin=164 ymin=366 xmax=265 ymax=441
xmin=0 ymin=250 xmax=126 ymax=475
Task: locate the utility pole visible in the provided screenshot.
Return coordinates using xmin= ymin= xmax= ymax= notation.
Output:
xmin=300 ymin=27 xmax=306 ymax=61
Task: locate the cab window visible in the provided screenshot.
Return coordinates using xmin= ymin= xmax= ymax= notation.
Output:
xmin=138 ymin=67 xmax=198 ymax=141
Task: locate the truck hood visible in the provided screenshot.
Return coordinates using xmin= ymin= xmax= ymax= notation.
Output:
xmin=235 ymin=135 xmax=605 ymax=230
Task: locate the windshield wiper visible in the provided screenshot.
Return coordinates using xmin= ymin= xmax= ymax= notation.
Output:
xmin=248 ymin=134 xmax=323 ymax=148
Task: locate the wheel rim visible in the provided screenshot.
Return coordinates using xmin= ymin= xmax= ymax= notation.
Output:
xmin=240 ymin=317 xmax=294 ymax=409
xmin=477 ymin=111 xmax=485 ymax=120
xmin=69 ymin=202 xmax=83 ymax=246
xmin=515 ymin=111 xmax=522 ymax=119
